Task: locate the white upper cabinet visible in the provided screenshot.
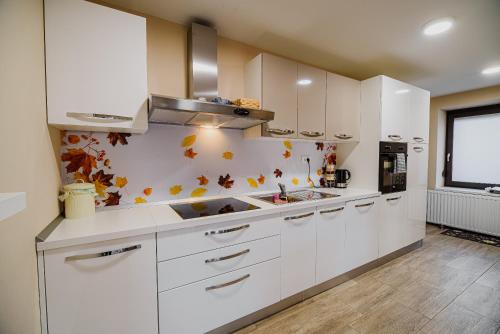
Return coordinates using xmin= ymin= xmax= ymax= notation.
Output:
xmin=44 ymin=0 xmax=148 ymax=133
xmin=326 ymin=73 xmax=361 ymax=142
xmin=297 ymin=64 xmax=326 ymax=140
xmin=409 ymin=87 xmax=430 ymax=143
xmin=380 ymin=76 xmax=410 ymax=142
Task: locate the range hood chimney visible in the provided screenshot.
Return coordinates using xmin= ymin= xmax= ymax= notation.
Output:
xmin=148 ymin=23 xmax=274 ymax=129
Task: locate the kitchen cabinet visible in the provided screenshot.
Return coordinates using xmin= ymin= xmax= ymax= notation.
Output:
xmin=380 ymin=76 xmax=410 ymax=142
xmin=43 ymin=234 xmax=157 ymax=334
xmin=316 ymin=202 xmax=347 ymax=284
xmin=326 ymin=73 xmax=361 ymax=142
xmin=345 ymin=197 xmax=380 ymax=271
xmin=409 ymin=87 xmax=431 ymax=143
xmin=281 ymin=209 xmax=317 ymax=298
xmin=44 ymin=0 xmax=148 ymax=133
xmin=297 ymin=64 xmax=326 ymax=140
xmin=378 ymin=193 xmax=408 ymax=257
xmin=407 ymin=143 xmax=428 ymax=244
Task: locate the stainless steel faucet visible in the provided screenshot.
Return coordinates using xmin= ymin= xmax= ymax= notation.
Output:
xmin=278 ymin=183 xmax=287 ymax=199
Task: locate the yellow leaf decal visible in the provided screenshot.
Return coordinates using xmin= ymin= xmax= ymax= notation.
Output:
xmin=247 ymin=178 xmax=258 ymax=188
xmin=115 ymin=176 xmax=128 ymax=188
xmin=291 ymin=177 xmax=299 ymax=186
xmin=316 ymin=168 xmax=323 ymax=176
xmin=94 ymin=180 xmax=107 ymax=197
xmin=181 ymin=135 xmax=197 ymax=147
xmin=283 ymin=140 xmax=293 ymax=150
xmin=135 ymin=197 xmax=147 ymax=204
xmin=307 ymin=177 xmax=314 ymax=187
xmin=191 ymin=188 xmax=207 ymax=197
xmin=169 ymin=185 xmax=183 ymax=195
xmin=222 ymin=151 xmax=234 ymax=160
xmin=143 ymin=187 xmax=153 ymax=196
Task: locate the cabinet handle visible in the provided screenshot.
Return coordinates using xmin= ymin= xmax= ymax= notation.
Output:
xmin=65 ymin=244 xmax=141 ymax=262
xmin=205 ymin=224 xmax=250 ymax=236
xmin=205 ymin=274 xmax=250 ymax=291
xmin=300 ymin=131 xmax=324 ymax=137
xmin=67 ymin=112 xmax=133 ymax=122
xmin=205 ymin=249 xmax=250 ymax=264
xmin=319 ymin=207 xmax=345 ymax=214
xmin=355 ymin=202 xmax=374 ymax=208
xmin=413 ymin=137 xmax=424 ymax=143
xmin=413 ymin=146 xmax=424 ymax=152
xmin=267 ymin=128 xmax=295 ymax=136
xmin=334 ymin=134 xmax=353 ymax=140
xmin=388 ymin=134 xmax=402 ymax=141
xmin=284 ymin=212 xmax=315 ymax=221
xmin=386 ymin=196 xmax=401 ymax=202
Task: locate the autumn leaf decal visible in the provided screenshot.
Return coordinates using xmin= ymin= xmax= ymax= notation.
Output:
xmin=247 ymin=178 xmax=258 ymax=188
xmin=181 ymin=135 xmax=196 ymax=147
xmin=274 ymin=169 xmax=283 ymax=178
xmin=283 ymin=140 xmax=293 ymax=150
xmin=169 ymin=185 xmax=183 ymax=195
xmin=258 ymin=174 xmax=265 ymax=184
xmin=283 ymin=150 xmax=291 ymax=159
xmin=92 ymin=170 xmax=113 ymax=186
xmin=315 ymin=142 xmax=324 ymax=151
xmin=317 ymin=168 xmax=323 ymax=176
xmin=191 ymin=188 xmax=207 ymax=197
xmin=184 ymin=148 xmax=198 ymax=159
xmin=61 ymin=148 xmax=97 ymax=177
xmin=68 ymin=135 xmax=80 ymax=144
xmin=107 ymin=133 xmax=131 ymax=146
xmin=104 ymin=191 xmax=121 ymax=206
xmin=218 ymin=174 xmax=234 ymax=189
xmin=197 ymin=175 xmax=209 ymax=186
xmin=222 ymin=151 xmax=234 ymax=160
xmin=115 ymin=176 xmax=128 ymax=188
xmin=73 ymin=171 xmax=90 ymax=183
xmin=143 ymin=187 xmax=153 ymax=196
xmin=292 ymin=177 xmax=299 ymax=186
xmin=135 ymin=197 xmax=147 ymax=204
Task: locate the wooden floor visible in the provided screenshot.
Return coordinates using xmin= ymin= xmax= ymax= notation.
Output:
xmin=237 ymin=224 xmax=500 ymax=334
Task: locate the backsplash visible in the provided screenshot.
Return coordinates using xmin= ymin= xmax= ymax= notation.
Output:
xmin=59 ymin=124 xmax=336 ymax=207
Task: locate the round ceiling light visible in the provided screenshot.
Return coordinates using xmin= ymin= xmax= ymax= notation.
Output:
xmin=423 ymin=18 xmax=454 ymax=36
xmin=481 ymin=66 xmax=500 ymax=75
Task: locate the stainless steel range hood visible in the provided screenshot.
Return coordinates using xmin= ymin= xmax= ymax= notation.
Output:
xmin=149 ymin=23 xmax=274 ymax=129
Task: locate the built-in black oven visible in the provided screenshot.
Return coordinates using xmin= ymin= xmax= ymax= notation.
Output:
xmin=379 ymin=142 xmax=407 ymax=194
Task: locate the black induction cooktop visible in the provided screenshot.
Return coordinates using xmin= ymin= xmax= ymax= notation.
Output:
xmin=170 ymin=198 xmax=260 ymax=220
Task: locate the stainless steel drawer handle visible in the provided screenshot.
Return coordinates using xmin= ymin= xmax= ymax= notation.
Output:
xmin=205 ymin=249 xmax=250 ymax=264
xmin=413 ymin=137 xmax=424 ymax=142
xmin=267 ymin=128 xmax=295 ymax=135
xmin=355 ymin=202 xmax=375 ymax=208
xmin=320 ymin=207 xmax=345 ymax=214
xmin=334 ymin=134 xmax=353 ymax=140
xmin=386 ymin=196 xmax=401 ymax=202
xmin=300 ymin=131 xmax=324 ymax=137
xmin=67 ymin=112 xmax=133 ymax=122
xmin=205 ymin=224 xmax=250 ymax=236
xmin=388 ymin=134 xmax=402 ymax=141
xmin=205 ymin=274 xmax=250 ymax=291
xmin=65 ymin=244 xmax=141 ymax=262
xmin=284 ymin=212 xmax=315 ymax=221
xmin=413 ymin=146 xmax=424 ymax=152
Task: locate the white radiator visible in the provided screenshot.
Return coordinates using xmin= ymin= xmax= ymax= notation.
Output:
xmin=427 ymin=189 xmax=500 ymax=237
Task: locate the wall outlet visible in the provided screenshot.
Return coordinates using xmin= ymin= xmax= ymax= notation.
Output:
xmin=301 ymin=155 xmax=310 ymax=164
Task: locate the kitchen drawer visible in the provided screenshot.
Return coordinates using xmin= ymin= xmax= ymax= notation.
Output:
xmin=158 ymin=258 xmax=280 ymax=334
xmin=158 ymin=235 xmax=280 ymax=292
xmin=157 ymin=216 xmax=281 ymax=261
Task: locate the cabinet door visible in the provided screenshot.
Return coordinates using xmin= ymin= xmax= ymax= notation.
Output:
xmin=262 ymin=53 xmax=298 ymax=138
xmin=316 ymin=202 xmax=347 ymax=284
xmin=379 ymin=193 xmax=408 ymax=257
xmin=326 ymin=73 xmax=361 ymax=142
xmin=45 ymin=0 xmax=148 ymax=133
xmin=409 ymin=87 xmax=430 ymax=143
xmin=407 ymin=144 xmax=428 ymax=244
xmin=298 ymin=64 xmax=326 ymax=140
xmin=281 ymin=209 xmax=317 ymax=298
xmin=345 ymin=197 xmax=379 ymax=271
xmin=380 ymin=76 xmax=410 ymax=142
xmin=44 ymin=234 xmax=157 ymax=334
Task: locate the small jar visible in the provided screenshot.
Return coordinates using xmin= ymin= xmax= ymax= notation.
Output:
xmin=59 ymin=181 xmax=97 ymax=219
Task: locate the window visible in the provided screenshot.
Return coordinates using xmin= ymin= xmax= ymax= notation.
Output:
xmin=445 ymin=103 xmax=500 ymax=189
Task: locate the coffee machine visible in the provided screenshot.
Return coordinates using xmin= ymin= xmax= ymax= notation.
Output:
xmin=334 ymin=169 xmax=351 ymax=188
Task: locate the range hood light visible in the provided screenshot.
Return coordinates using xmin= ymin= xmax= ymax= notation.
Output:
xmin=200 ymin=124 xmax=219 ymax=129
xmin=297 ymin=79 xmax=312 ymax=85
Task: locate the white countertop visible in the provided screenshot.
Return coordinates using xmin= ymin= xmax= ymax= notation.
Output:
xmin=37 ymin=188 xmax=380 ymax=251
xmin=0 ymin=192 xmax=26 ymax=222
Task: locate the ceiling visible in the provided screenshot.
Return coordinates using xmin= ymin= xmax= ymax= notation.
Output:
xmin=107 ymin=0 xmax=500 ymax=96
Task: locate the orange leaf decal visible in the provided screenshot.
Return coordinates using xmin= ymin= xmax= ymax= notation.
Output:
xmin=316 ymin=168 xmax=323 ymax=176
xmin=283 ymin=140 xmax=293 ymax=150
xmin=283 ymin=150 xmax=291 ymax=159
xmin=103 ymin=159 xmax=111 ymax=167
xmin=115 ymin=176 xmax=128 ymax=188
xmin=107 ymin=133 xmax=131 ymax=146
xmin=197 ymin=175 xmax=209 ymax=186
xmin=258 ymin=174 xmax=265 ymax=184
xmin=184 ymin=148 xmax=198 ymax=159
xmin=291 ymin=177 xmax=299 ymax=186
xmin=68 ymin=135 xmax=80 ymax=144
xmin=135 ymin=197 xmax=147 ymax=204
xmin=61 ymin=148 xmax=97 ymax=177
xmin=181 ymin=135 xmax=197 ymax=147
xmin=143 ymin=187 xmax=153 ymax=196
xmin=104 ymin=191 xmax=121 ymax=206
xmin=218 ymin=174 xmax=234 ymax=189
xmin=247 ymin=178 xmax=258 ymax=188
xmin=274 ymin=169 xmax=283 ymax=178
xmin=73 ymin=171 xmax=90 ymax=183
xmin=222 ymin=151 xmax=234 ymax=160
xmin=169 ymin=185 xmax=183 ymax=195
xmin=94 ymin=180 xmax=108 ymax=197
xmin=191 ymin=188 xmax=207 ymax=197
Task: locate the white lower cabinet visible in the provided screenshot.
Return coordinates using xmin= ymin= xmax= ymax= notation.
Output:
xmin=345 ymin=197 xmax=380 ymax=271
xmin=316 ymin=202 xmax=347 ymax=284
xmin=407 ymin=143 xmax=429 ymax=244
xmin=43 ymin=234 xmax=158 ymax=334
xmin=280 ymin=209 xmax=317 ymax=298
xmin=378 ymin=193 xmax=408 ymax=257
xmin=158 ymin=258 xmax=281 ymax=334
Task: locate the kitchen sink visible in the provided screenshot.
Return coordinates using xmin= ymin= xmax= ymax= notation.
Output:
xmin=252 ymin=190 xmax=339 ymax=205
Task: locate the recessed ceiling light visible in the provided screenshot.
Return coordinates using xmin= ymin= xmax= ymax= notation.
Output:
xmin=481 ymin=66 xmax=500 ymax=75
xmin=396 ymin=89 xmax=410 ymax=94
xmin=297 ymin=79 xmax=312 ymax=85
xmin=423 ymin=18 xmax=454 ymax=36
